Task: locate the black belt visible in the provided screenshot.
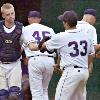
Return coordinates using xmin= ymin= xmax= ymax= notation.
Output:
xmin=29 ymin=55 xmax=54 ymax=58
xmin=74 ymin=65 xmax=83 ymax=68
xmin=63 ymin=65 xmax=83 ymax=70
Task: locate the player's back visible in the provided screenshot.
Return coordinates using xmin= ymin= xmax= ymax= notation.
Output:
xmin=55 ymin=29 xmax=94 ymax=69
xmin=24 ymin=23 xmax=55 ymax=38
xmin=23 ymin=23 xmax=55 ymax=57
xmin=77 ymin=21 xmax=97 ymax=45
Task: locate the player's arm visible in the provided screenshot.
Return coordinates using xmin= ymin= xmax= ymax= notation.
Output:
xmin=54 ymin=50 xmax=60 ymax=68
xmin=38 ymin=36 xmax=55 ymax=53
xmin=95 ymin=44 xmax=100 ymax=52
xmin=39 ymin=33 xmax=63 ymax=54
xmin=53 ymin=51 xmax=62 ymax=75
xmin=88 ymin=42 xmax=95 ymax=74
xmin=96 ymin=51 xmax=100 ymax=58
xmin=39 ymin=42 xmax=47 ymax=51
xmin=22 ymin=27 xmax=39 ymax=51
xmin=28 ymin=42 xmax=38 ymax=51
xmin=88 ymin=54 xmax=95 ymax=74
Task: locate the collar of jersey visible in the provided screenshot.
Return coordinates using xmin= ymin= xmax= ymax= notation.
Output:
xmin=65 ymin=28 xmax=79 ymax=33
xmin=78 ymin=20 xmax=88 ymax=24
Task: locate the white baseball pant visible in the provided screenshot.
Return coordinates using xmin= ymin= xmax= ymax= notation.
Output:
xmin=55 ymin=66 xmax=89 ymax=100
xmin=0 ymin=59 xmax=22 ymax=90
xmin=28 ymin=56 xmax=54 ymax=100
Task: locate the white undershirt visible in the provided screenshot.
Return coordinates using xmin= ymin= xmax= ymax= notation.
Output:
xmin=3 ymin=25 xmax=16 ymax=33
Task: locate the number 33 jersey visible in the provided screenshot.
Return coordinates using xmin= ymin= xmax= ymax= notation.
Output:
xmin=45 ymin=29 xmax=95 ymax=69
xmin=22 ymin=23 xmax=56 ymax=57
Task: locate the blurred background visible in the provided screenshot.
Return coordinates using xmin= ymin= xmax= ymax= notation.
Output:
xmin=0 ymin=0 xmax=100 ymax=100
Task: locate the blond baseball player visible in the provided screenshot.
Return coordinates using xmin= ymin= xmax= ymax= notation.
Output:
xmin=0 ymin=3 xmax=37 ymax=100
xmin=23 ymin=11 xmax=56 ymax=100
xmin=40 ymin=10 xmax=95 ymax=100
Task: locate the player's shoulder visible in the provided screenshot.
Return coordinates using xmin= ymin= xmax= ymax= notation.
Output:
xmin=24 ymin=23 xmax=51 ymax=29
xmin=77 ymin=21 xmax=96 ymax=30
xmin=54 ymin=31 xmax=66 ymax=38
xmin=15 ymin=21 xmax=23 ymax=26
xmin=24 ymin=23 xmax=33 ymax=29
xmin=39 ymin=24 xmax=54 ymax=31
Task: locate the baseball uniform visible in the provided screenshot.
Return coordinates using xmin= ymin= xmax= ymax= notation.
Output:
xmin=23 ymin=23 xmax=56 ymax=100
xmin=45 ymin=28 xmax=95 ymax=100
xmin=0 ymin=20 xmax=28 ymax=100
xmin=0 ymin=24 xmax=23 ymax=90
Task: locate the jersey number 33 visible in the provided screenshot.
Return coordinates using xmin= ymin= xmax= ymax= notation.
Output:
xmin=68 ymin=40 xmax=87 ymax=57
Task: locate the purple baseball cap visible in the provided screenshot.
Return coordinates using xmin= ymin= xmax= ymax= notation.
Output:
xmin=28 ymin=11 xmax=41 ymax=18
xmin=58 ymin=10 xmax=78 ymax=27
xmin=84 ymin=9 xmax=97 ymax=17
xmin=58 ymin=10 xmax=78 ymax=22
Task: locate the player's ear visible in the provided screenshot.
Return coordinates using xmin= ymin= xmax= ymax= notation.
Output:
xmin=2 ymin=13 xmax=5 ymax=19
xmin=38 ymin=18 xmax=41 ymax=22
xmin=63 ymin=21 xmax=68 ymax=29
xmin=63 ymin=21 xmax=67 ymax=25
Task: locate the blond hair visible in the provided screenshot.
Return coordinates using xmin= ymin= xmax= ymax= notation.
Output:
xmin=1 ymin=3 xmax=14 ymax=14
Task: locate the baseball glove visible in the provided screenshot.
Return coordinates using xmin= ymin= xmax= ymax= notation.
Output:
xmin=38 ymin=36 xmax=50 ymax=48
xmin=38 ymin=36 xmax=56 ymax=54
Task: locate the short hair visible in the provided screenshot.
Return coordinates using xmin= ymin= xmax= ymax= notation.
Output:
xmin=1 ymin=3 xmax=14 ymax=14
xmin=58 ymin=10 xmax=78 ymax=27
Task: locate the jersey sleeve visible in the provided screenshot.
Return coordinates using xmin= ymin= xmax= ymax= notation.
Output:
xmin=21 ymin=27 xmax=36 ymax=46
xmin=45 ymin=33 xmax=64 ymax=50
xmin=50 ymin=28 xmax=56 ymax=37
xmin=88 ymin=26 xmax=97 ymax=45
xmin=89 ymin=42 xmax=95 ymax=55
xmin=92 ymin=28 xmax=97 ymax=45
xmin=20 ymin=26 xmax=25 ymax=45
xmin=44 ymin=28 xmax=55 ymax=38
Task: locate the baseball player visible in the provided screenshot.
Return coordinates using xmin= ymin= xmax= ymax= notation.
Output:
xmin=39 ymin=10 xmax=95 ymax=100
xmin=76 ymin=9 xmax=97 ymax=72
xmin=23 ymin=11 xmax=56 ymax=100
xmin=55 ymin=9 xmax=97 ymax=73
xmin=55 ymin=9 xmax=97 ymax=74
xmin=77 ymin=8 xmax=97 ymax=47
xmin=78 ymin=8 xmax=100 ymax=58
xmin=0 ymin=3 xmax=37 ymax=100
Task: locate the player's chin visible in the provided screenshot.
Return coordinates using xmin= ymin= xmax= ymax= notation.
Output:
xmin=9 ymin=19 xmax=15 ymax=23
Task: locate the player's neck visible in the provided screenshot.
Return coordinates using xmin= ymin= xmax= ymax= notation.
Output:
xmin=4 ymin=21 xmax=15 ymax=29
xmin=65 ymin=26 xmax=76 ymax=30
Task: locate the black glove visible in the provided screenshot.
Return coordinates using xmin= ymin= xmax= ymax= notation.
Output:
xmin=38 ymin=36 xmax=56 ymax=54
xmin=38 ymin=36 xmax=50 ymax=53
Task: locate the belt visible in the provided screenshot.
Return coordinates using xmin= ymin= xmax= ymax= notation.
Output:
xmin=0 ymin=61 xmax=11 ymax=64
xmin=63 ymin=65 xmax=83 ymax=70
xmin=29 ymin=55 xmax=54 ymax=58
xmin=74 ymin=65 xmax=83 ymax=68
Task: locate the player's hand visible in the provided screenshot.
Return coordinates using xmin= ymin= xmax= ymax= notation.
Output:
xmin=96 ymin=51 xmax=100 ymax=58
xmin=88 ymin=63 xmax=93 ymax=76
xmin=53 ymin=64 xmax=60 ymax=69
xmin=38 ymin=36 xmax=55 ymax=54
xmin=53 ymin=64 xmax=62 ymax=75
xmin=38 ymin=36 xmax=50 ymax=53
